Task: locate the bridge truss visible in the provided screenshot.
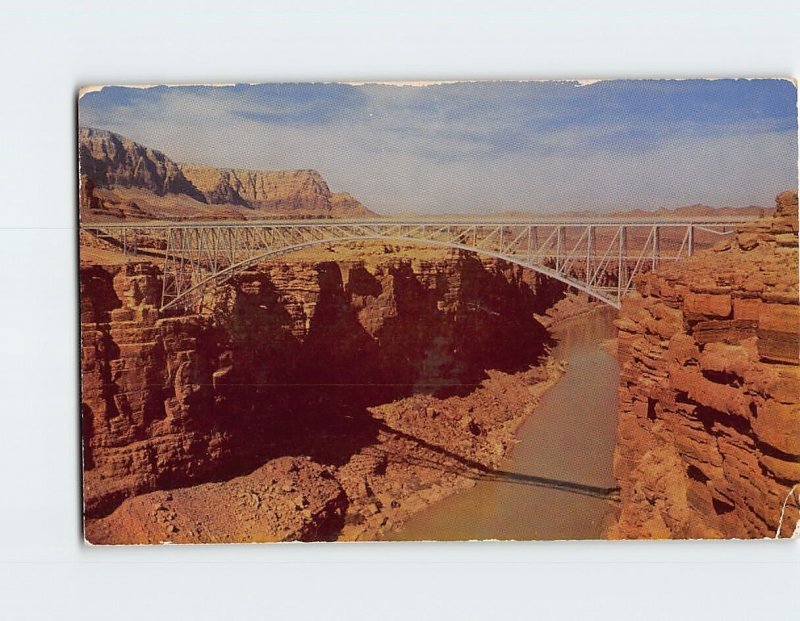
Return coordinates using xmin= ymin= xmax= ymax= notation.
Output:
xmin=83 ymin=218 xmax=751 ymax=311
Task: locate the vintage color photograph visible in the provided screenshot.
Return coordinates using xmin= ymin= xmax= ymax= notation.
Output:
xmin=78 ymin=80 xmax=799 ymax=544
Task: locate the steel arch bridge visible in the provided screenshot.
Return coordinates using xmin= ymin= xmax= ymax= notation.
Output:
xmin=83 ymin=216 xmax=754 ymax=312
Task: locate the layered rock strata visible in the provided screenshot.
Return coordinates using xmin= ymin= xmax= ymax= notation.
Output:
xmin=178 ymin=165 xmax=371 ymax=217
xmin=611 ymin=191 xmax=799 ymax=539
xmin=79 ymin=128 xmax=206 ymax=201
xmin=78 ymin=127 xmax=373 ymax=219
xmin=81 ymin=250 xmax=566 ymax=542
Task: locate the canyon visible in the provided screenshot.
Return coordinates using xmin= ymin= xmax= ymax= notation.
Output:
xmin=81 ymin=242 xmax=575 ymax=542
xmin=78 ymin=160 xmax=799 ymax=542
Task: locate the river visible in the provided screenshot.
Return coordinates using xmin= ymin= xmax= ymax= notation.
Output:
xmin=387 ymin=306 xmax=620 ymax=541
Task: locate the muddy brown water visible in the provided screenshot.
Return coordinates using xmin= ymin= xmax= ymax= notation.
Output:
xmin=387 ymin=306 xmax=620 ymax=541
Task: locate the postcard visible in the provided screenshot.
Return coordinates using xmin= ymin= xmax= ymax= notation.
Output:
xmin=78 ymin=80 xmax=798 ymax=543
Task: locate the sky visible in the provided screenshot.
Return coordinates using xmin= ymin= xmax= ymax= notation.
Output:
xmin=78 ymin=80 xmax=798 ymax=215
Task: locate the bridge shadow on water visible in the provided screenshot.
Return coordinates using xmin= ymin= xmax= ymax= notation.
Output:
xmin=375 ymin=424 xmax=620 ymax=501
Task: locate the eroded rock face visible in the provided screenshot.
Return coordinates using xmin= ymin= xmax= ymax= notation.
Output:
xmin=79 ymin=128 xmax=206 ymax=201
xmin=178 ymin=165 xmax=373 ymax=217
xmin=81 ymin=263 xmax=230 ymax=517
xmin=81 ymin=252 xmax=564 ymax=532
xmin=611 ymin=191 xmax=799 ymax=539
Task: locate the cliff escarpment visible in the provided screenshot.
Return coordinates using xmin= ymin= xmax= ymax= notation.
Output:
xmin=611 ymin=191 xmax=799 ymax=539
xmin=81 ymin=251 xmax=566 ymax=541
xmin=79 ymin=128 xmax=206 ymax=202
xmin=78 ymin=128 xmax=374 ymax=220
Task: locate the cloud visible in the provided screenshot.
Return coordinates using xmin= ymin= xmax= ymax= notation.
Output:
xmin=78 ymin=80 xmax=797 ymax=214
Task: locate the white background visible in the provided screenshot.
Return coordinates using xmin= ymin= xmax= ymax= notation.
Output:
xmin=0 ymin=1 xmax=798 ymax=618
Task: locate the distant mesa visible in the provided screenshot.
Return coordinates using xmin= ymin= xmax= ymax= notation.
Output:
xmin=497 ymin=204 xmax=773 ymax=220
xmin=78 ymin=127 xmax=375 ymax=221
xmin=177 ymin=164 xmax=369 ymax=217
xmin=636 ymin=203 xmax=772 ymax=218
xmin=537 ymin=203 xmax=773 ymax=219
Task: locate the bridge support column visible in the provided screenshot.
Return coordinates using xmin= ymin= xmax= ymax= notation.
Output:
xmin=652 ymin=225 xmax=660 ymax=270
xmin=527 ymin=226 xmax=538 ymax=261
xmin=555 ymin=226 xmax=564 ymax=271
xmin=617 ymin=226 xmax=628 ymax=302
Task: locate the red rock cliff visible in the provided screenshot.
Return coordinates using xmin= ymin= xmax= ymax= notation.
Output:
xmin=611 ymin=191 xmax=799 ymax=539
xmin=178 ymin=165 xmax=374 ymax=217
xmin=78 ymin=128 xmax=374 ymax=220
xmin=79 ymin=128 xmax=206 ymax=202
xmin=81 ymin=252 xmax=564 ymax=519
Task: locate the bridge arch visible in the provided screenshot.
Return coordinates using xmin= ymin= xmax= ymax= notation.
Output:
xmin=161 ymin=234 xmax=622 ymax=312
xmin=84 ymin=217 xmax=749 ymax=313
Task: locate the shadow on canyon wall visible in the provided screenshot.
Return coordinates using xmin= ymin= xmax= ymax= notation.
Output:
xmin=81 ymin=254 xmax=566 ymax=518
xmin=209 ymin=255 xmax=558 ymax=479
